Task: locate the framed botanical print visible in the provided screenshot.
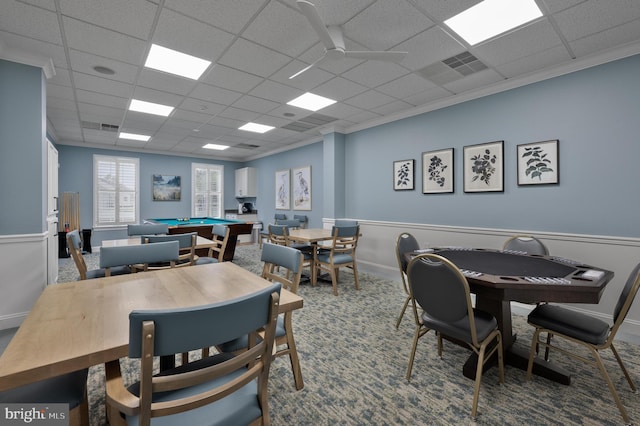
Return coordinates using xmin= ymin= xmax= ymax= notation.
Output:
xmin=422 ymin=148 xmax=454 ymax=194
xmin=393 ymin=159 xmax=415 ymax=190
xmin=463 ymin=141 xmax=504 ymax=193
xmin=517 ymin=140 xmax=559 ymax=185
xmin=275 ymin=169 xmax=290 ymax=210
xmin=292 ymin=166 xmax=311 ymax=210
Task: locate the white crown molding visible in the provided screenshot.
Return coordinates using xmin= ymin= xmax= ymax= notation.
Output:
xmin=0 ymin=38 xmax=56 ymax=79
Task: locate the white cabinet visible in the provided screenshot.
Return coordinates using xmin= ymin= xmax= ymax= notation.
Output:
xmin=235 ymin=167 xmax=257 ymax=197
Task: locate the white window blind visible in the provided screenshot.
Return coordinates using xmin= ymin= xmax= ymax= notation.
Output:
xmin=192 ymin=163 xmax=223 ymax=218
xmin=94 ymin=155 xmax=139 ymax=227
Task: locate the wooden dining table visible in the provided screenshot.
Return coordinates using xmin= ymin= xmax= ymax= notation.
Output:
xmin=0 ymin=262 xmax=303 ymax=392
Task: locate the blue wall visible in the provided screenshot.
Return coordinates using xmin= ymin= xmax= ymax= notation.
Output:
xmin=344 ymin=54 xmax=640 ymax=237
xmin=57 ymin=145 xmax=244 ymax=230
xmin=55 ymin=54 xmax=640 ymax=239
xmin=246 ymin=142 xmax=324 ymax=227
xmin=0 ymin=60 xmax=46 ymax=234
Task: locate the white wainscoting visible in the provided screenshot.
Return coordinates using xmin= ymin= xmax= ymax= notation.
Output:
xmin=0 ymin=232 xmax=48 ymax=330
xmin=325 ymin=218 xmax=640 ymax=343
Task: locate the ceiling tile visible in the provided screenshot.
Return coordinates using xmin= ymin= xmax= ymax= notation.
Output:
xmin=152 ymin=8 xmax=234 ymax=62
xmin=137 ymin=68 xmax=198 ymax=96
xmin=62 ymin=16 xmax=147 ymax=65
xmin=232 ymin=95 xmax=280 ymax=114
xmin=344 ymin=90 xmax=396 ymax=109
xmin=59 ymin=0 xmax=157 ymax=40
xmin=0 ymin=2 xmax=62 ymax=44
xmin=201 ymin=64 xmax=264 ymax=93
xmin=72 ymin=72 xmax=134 ymax=98
xmin=341 ymin=61 xmax=408 ymax=88
xmin=217 ymin=38 xmax=291 ymax=78
xmin=68 ymin=49 xmax=138 ymax=84
xmin=163 ymin=0 xmax=266 ymax=34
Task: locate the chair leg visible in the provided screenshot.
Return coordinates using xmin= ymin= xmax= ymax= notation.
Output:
xmin=406 ymin=325 xmax=427 ymax=381
xmin=395 ymin=295 xmax=410 ymax=329
xmin=329 ymin=267 xmax=338 ymax=296
xmin=591 ymin=347 xmax=631 ymax=425
xmin=610 ymin=343 xmax=637 ymax=392
xmin=285 ymin=330 xmax=304 ymax=391
xmin=471 ymin=344 xmax=487 ymax=421
xmin=526 ymin=328 xmax=543 ymax=379
xmin=352 ymin=262 xmax=360 ymax=290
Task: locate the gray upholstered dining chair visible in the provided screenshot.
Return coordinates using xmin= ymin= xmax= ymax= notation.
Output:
xmin=100 ymin=240 xmax=179 ymax=276
xmin=0 ymin=369 xmax=89 ymax=426
xmin=526 ymin=262 xmax=640 ymax=425
xmin=395 ymin=232 xmax=420 ymax=329
xmin=127 ymin=223 xmax=169 ymax=236
xmin=105 ymin=282 xmax=281 ymax=426
xmin=502 ymin=235 xmax=548 ymax=255
xmin=67 ymin=229 xmax=131 ymax=280
xmin=406 ymin=253 xmax=504 ymax=421
xmin=218 ymin=243 xmax=305 ymax=390
xmin=315 ymin=225 xmax=360 ymax=296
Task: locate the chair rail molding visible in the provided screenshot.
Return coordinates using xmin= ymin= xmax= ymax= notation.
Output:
xmin=324 ymin=218 xmax=640 ymax=343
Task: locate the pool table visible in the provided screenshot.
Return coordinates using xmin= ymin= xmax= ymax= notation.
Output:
xmin=144 ymin=217 xmax=253 ymax=261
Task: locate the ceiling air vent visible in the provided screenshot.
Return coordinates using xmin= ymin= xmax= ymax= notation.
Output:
xmin=416 ymin=51 xmax=488 ymax=85
xmin=81 ymin=121 xmax=119 ymax=132
xmin=235 ymin=143 xmax=260 ymax=149
xmin=282 ymin=113 xmax=338 ymax=132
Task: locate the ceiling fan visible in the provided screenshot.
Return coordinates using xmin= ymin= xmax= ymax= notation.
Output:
xmin=290 ymin=0 xmax=408 ymax=79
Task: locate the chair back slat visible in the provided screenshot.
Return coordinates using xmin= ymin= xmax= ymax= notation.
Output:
xmin=127 ymin=223 xmax=169 ymax=236
xmin=613 ymin=262 xmax=640 ymax=326
xmin=128 ymin=282 xmax=281 ymax=357
xmin=100 ymin=241 xmax=179 ymax=269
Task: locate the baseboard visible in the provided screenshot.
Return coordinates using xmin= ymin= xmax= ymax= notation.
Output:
xmin=0 ymin=312 xmax=27 ymax=330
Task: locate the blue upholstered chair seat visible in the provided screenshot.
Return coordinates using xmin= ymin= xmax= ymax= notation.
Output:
xmin=124 ymin=355 xmax=261 ymax=426
xmin=528 ymin=303 xmax=609 ymax=345
xmin=194 ymin=256 xmax=218 ymax=265
xmin=422 ymin=309 xmax=497 ymax=343
xmin=0 ymin=369 xmax=88 ymax=409
xmin=217 ymin=315 xmax=285 ymax=353
xmin=85 ymin=265 xmax=131 ymax=279
xmin=317 ymin=252 xmax=353 ymax=265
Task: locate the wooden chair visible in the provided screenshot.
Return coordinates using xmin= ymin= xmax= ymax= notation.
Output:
xmin=406 ymin=253 xmax=504 ymax=420
xmin=195 ymin=224 xmax=230 ymax=264
xmin=105 ymin=283 xmax=281 ymax=426
xmin=315 ymin=225 xmax=360 ymax=295
xmin=142 ymin=232 xmax=197 ymax=268
xmin=526 ymin=262 xmax=640 ymax=425
xmin=218 ymin=243 xmax=305 ymax=390
xmin=67 ymin=229 xmax=130 ymax=280
xmin=0 ymin=369 xmax=89 ymax=426
xmin=99 ymin=241 xmax=179 ymax=276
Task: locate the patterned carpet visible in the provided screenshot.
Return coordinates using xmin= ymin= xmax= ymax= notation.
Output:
xmin=58 ymin=245 xmax=640 ymax=425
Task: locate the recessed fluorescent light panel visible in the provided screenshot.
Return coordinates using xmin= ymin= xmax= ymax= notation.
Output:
xmin=445 ymin=0 xmax=543 ymax=46
xmin=144 ymin=44 xmax=212 ymax=80
xmin=119 ymin=132 xmax=150 ymax=142
xmin=129 ymin=99 xmax=174 ymax=117
xmin=238 ymin=122 xmax=275 ymax=134
xmin=203 ymin=143 xmax=229 ymax=150
xmin=287 ymin=92 xmax=337 ymax=112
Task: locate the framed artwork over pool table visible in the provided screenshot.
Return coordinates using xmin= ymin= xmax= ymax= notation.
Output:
xmin=152 ymin=174 xmax=181 ymax=201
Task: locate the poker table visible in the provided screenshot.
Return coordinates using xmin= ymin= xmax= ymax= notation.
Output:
xmin=410 ymin=247 xmax=614 ymax=384
xmin=145 ymin=217 xmax=253 ymax=261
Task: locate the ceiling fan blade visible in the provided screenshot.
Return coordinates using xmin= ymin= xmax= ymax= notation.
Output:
xmin=289 ymin=54 xmax=328 ymax=79
xmin=343 ymin=50 xmax=408 ymax=63
xmin=296 ymin=0 xmax=336 ymax=50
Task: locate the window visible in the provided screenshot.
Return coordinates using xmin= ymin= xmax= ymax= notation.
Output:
xmin=93 ymin=155 xmax=139 ymax=227
xmin=192 ymin=163 xmax=223 ymax=217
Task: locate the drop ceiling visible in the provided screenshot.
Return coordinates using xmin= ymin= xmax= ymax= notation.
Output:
xmin=1 ymin=0 xmax=640 ymax=161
